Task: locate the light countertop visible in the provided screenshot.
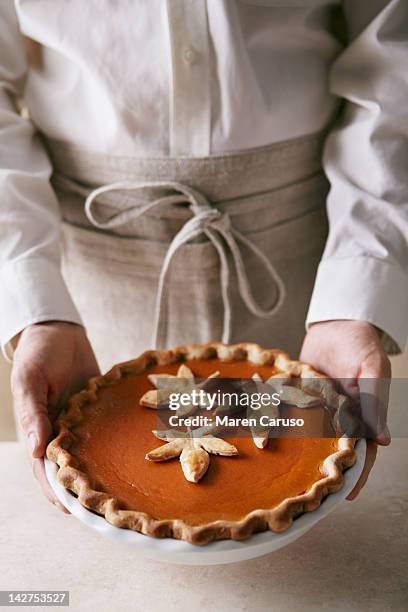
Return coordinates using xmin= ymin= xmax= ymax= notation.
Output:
xmin=0 ymin=440 xmax=407 ymax=612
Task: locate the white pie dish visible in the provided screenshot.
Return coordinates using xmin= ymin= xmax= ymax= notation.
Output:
xmin=45 ymin=438 xmax=366 ymax=566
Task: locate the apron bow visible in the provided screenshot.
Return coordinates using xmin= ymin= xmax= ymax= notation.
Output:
xmin=84 ymin=180 xmax=285 ymax=348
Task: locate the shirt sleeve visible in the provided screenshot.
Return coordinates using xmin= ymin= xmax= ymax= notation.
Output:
xmin=0 ymin=2 xmax=82 ymax=360
xmin=306 ymin=0 xmax=408 ymax=354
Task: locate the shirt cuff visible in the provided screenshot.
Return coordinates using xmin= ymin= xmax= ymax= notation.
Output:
xmin=0 ymin=257 xmax=83 ymax=361
xmin=306 ymin=256 xmax=408 ymax=354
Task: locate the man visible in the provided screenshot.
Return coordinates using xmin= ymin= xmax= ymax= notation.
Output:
xmin=1 ymin=0 xmax=406 ymax=510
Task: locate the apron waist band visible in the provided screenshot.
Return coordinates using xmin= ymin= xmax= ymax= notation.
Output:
xmin=43 ymin=129 xmax=327 ymax=202
xmin=43 ymin=131 xmax=328 ymax=350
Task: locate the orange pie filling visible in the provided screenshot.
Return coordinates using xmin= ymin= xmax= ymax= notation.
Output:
xmin=69 ymin=358 xmax=339 ymax=525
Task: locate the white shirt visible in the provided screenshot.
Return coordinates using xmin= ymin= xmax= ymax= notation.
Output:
xmin=1 ymin=0 xmax=408 ymax=356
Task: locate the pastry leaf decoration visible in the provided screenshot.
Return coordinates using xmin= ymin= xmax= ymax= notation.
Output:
xmin=145 ymin=431 xmax=238 ymax=483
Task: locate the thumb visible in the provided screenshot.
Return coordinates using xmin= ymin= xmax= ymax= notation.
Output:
xmin=12 ymin=368 xmax=53 ymax=458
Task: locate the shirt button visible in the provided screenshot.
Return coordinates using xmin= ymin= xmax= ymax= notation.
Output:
xmin=182 ymin=47 xmax=197 ymax=65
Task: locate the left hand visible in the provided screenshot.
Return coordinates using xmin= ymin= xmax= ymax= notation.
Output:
xmin=11 ymin=322 xmax=100 ymax=512
xmin=300 ymin=320 xmax=391 ymax=500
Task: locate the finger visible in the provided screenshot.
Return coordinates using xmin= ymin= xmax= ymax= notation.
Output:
xmin=359 ymin=355 xmax=391 ymax=444
xmin=33 ymin=458 xmax=70 ymax=514
xmin=17 ymin=396 xmax=53 ymax=458
xmin=23 ymin=430 xmax=70 ymax=514
xmin=347 ymin=441 xmax=377 ymax=501
xmin=376 ymin=425 xmax=391 ymax=446
xmin=12 ymin=369 xmax=53 ymax=457
xmin=358 ymin=378 xmax=391 ymax=445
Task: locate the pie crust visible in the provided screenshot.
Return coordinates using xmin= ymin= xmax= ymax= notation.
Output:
xmin=46 ymin=342 xmax=357 ymax=545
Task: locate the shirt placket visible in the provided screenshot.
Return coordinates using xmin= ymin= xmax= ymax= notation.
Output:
xmin=166 ymin=0 xmax=211 ymax=157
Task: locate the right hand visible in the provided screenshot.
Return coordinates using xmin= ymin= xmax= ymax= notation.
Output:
xmin=11 ymin=322 xmax=100 ymax=512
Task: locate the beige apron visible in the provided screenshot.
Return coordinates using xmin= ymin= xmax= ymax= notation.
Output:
xmin=43 ymin=132 xmax=329 ymax=372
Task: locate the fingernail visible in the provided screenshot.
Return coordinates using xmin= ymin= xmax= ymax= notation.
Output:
xmin=28 ymin=432 xmax=38 ymax=454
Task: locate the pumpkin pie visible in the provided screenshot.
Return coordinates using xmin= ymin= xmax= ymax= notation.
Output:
xmin=46 ymin=342 xmax=357 ymax=545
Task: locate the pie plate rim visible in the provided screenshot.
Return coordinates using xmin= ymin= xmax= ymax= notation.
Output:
xmin=44 ymin=438 xmax=366 ymax=566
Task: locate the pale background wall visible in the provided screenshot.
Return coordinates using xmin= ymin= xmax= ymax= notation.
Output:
xmin=1 ymin=345 xmax=407 ymax=441
xmin=0 ymin=356 xmax=15 ymax=440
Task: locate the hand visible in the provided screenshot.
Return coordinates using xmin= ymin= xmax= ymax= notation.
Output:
xmin=11 ymin=322 xmax=100 ymax=512
xmin=300 ymin=320 xmax=391 ymax=500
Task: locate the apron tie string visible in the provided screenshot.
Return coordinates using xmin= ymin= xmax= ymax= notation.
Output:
xmin=84 ymin=180 xmax=286 ymax=348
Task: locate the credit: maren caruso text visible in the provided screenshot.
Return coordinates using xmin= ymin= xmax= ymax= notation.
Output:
xmin=166 ymin=414 xmax=305 ymax=428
